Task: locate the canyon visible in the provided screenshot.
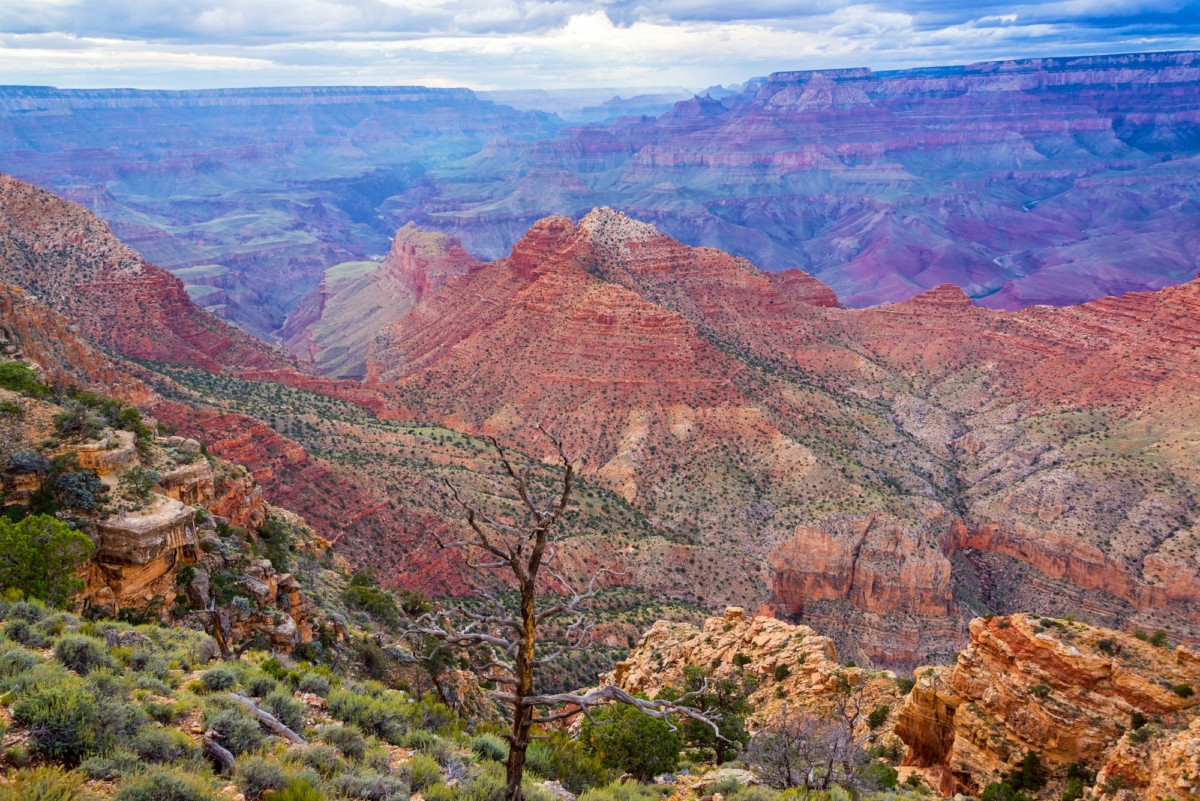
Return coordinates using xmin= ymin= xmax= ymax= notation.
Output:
xmin=2 ymin=52 xmax=1199 ymax=344
xmin=4 ymin=169 xmax=1200 ymax=675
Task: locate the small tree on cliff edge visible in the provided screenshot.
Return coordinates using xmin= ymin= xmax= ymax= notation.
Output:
xmin=408 ymin=425 xmax=720 ymax=801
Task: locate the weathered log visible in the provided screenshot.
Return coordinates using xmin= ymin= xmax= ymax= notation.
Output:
xmin=230 ymin=693 xmax=306 ymax=744
xmin=203 ymin=733 xmax=237 ymax=774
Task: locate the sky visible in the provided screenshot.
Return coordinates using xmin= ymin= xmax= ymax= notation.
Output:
xmin=0 ymin=0 xmax=1198 ymax=91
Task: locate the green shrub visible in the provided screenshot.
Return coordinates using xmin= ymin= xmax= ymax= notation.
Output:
xmin=417 ymin=735 xmax=456 ymax=767
xmin=39 ymin=613 xmax=80 ymax=638
xmin=403 ymin=753 xmax=443 ymax=791
xmin=3 ymin=741 xmax=30 ymax=768
xmin=471 ymin=732 xmax=509 ymax=762
xmin=0 ymin=765 xmax=86 ymax=801
xmin=334 ymin=772 xmax=410 ymax=801
xmin=297 ymin=672 xmax=331 ymax=696
xmin=867 ymin=704 xmax=891 ymax=730
xmin=12 ymin=683 xmax=102 ymax=763
xmin=705 ymin=777 xmax=742 ymax=797
xmin=264 ymin=688 xmax=307 ymax=731
xmin=980 ymin=783 xmax=1031 ymax=801
xmin=580 ymin=702 xmax=681 ymax=781
xmin=1129 ymin=726 xmax=1153 ymax=745
xmin=0 ymin=643 xmax=38 ymax=677
xmin=116 ymin=766 xmax=215 ymax=801
xmin=1007 ymin=752 xmax=1047 ymax=793
xmin=201 ymin=706 xmax=263 ymax=756
xmin=236 ymin=755 xmax=289 ymax=799
xmin=0 ymin=516 xmax=94 ymax=607
xmin=0 ymin=362 xmax=46 ymax=397
xmin=772 ymin=664 xmax=790 ymax=682
xmin=319 ymin=724 xmax=367 ymax=761
xmin=1061 ymin=777 xmax=1085 ymax=801
xmin=5 ymin=600 xmax=46 ymax=622
xmin=342 ymin=572 xmax=400 ymax=628
xmin=861 ymin=761 xmax=899 ymax=790
xmin=54 ymin=635 xmax=113 ymax=675
xmin=726 ymin=787 xmax=780 ymax=801
xmin=402 ymin=730 xmax=437 ymax=750
xmin=1172 ymin=684 xmax=1194 ymax=698
xmin=895 ymin=676 xmax=916 ymax=694
xmin=526 ymin=729 xmax=605 ymax=794
xmin=326 ymin=690 xmax=404 ymax=744
xmin=52 ymin=471 xmax=107 ymax=510
xmin=143 ymin=699 xmax=180 ymax=724
xmin=244 ymin=674 xmax=279 ymax=698
xmin=80 ymin=750 xmax=142 ymax=780
xmin=1149 ymin=630 xmax=1170 ymax=648
xmin=578 ymin=781 xmax=663 ymax=801
xmin=292 ymin=743 xmax=344 ymax=777
xmin=4 ymin=620 xmax=47 ymax=648
xmin=456 ymin=761 xmax=506 ymax=801
xmin=422 ymin=785 xmax=455 ymax=801
xmin=201 ymin=665 xmax=238 ymax=691
xmin=117 ymin=467 xmax=162 ymax=506
xmin=134 ymin=726 xmax=199 ymax=763
xmin=54 ymin=403 xmax=104 ymax=442
xmin=272 ymin=779 xmax=327 ymax=801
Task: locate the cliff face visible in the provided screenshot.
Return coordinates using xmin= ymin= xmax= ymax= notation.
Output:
xmin=281 ymin=224 xmax=479 ymax=378
xmin=606 ymin=607 xmax=908 ymax=733
xmin=896 ymin=615 xmax=1200 ymax=798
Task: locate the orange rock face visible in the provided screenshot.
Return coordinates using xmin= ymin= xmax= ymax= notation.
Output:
xmin=896 ymin=615 xmax=1200 ymax=796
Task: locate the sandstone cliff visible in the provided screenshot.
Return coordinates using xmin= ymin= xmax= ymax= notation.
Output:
xmin=896 ymin=614 xmax=1200 ymax=798
xmin=605 ymin=607 xmax=908 ymax=735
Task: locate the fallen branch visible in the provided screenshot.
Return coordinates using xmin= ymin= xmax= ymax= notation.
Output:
xmin=203 ymin=733 xmax=237 ymax=775
xmin=230 ymin=693 xmax=306 ymax=744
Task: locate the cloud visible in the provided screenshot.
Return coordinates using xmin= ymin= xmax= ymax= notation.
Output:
xmin=0 ymin=0 xmax=1197 ymax=89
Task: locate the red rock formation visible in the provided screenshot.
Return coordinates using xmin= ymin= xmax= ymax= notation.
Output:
xmin=0 ymin=283 xmax=154 ymax=404
xmin=0 ymin=172 xmax=291 ymax=373
xmin=360 ymin=209 xmax=1200 ymax=667
xmin=281 ymin=224 xmax=479 ymax=378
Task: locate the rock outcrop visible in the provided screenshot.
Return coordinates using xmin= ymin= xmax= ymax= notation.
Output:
xmin=282 ymin=224 xmax=480 ymax=378
xmin=606 ymin=607 xmax=907 ymax=733
xmin=896 ymin=615 xmax=1200 ymax=797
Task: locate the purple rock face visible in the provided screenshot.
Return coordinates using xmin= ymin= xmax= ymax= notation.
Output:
xmin=2 ymin=51 xmax=1199 ymax=339
xmin=411 ymin=51 xmax=1200 ymax=310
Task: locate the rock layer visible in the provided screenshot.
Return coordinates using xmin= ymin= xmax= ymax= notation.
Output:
xmin=896 ymin=615 xmax=1200 ymax=796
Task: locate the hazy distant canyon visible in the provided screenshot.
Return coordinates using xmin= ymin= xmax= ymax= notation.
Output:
xmin=2 ymin=50 xmax=1198 ymax=345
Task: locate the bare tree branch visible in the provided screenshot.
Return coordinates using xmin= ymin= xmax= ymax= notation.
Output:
xmin=407 ymin=426 xmax=717 ymax=801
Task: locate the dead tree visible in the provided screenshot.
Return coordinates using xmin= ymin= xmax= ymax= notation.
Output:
xmin=409 ymin=425 xmax=719 ymax=801
xmin=199 ymin=602 xmax=259 ymax=661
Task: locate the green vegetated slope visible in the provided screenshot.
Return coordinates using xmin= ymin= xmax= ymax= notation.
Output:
xmin=138 ymin=362 xmax=712 ymax=692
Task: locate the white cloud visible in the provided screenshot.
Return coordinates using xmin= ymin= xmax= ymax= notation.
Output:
xmin=0 ymin=0 xmax=1197 ymax=89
